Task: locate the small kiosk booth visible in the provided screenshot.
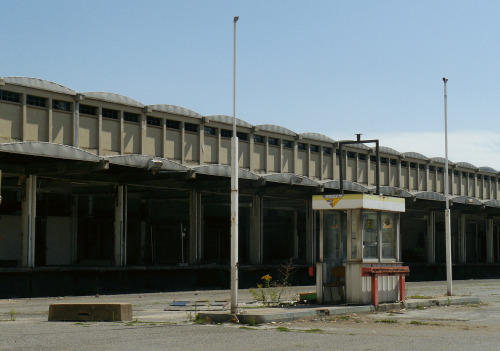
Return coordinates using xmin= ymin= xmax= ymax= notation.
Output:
xmin=313 ymin=194 xmax=409 ymax=306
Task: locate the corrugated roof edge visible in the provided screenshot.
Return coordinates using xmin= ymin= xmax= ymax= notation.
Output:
xmin=82 ymin=92 xmax=144 ymax=108
xmin=2 ymin=77 xmax=76 ymax=95
xmin=149 ymin=104 xmax=202 ymax=118
xmin=205 ymin=115 xmax=253 ymax=128
xmin=255 ymin=124 xmax=296 ymax=136
xmin=300 ymin=132 xmax=335 ymax=143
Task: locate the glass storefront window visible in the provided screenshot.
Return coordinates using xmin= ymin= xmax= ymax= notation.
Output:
xmin=350 ymin=210 xmax=360 ymax=260
xmin=324 ymin=212 xmax=341 ymax=262
xmin=363 ymin=212 xmax=378 ymax=259
xmin=382 ymin=212 xmax=397 ymax=260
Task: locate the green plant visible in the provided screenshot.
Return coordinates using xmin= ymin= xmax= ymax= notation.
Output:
xmin=304 ymin=328 xmax=323 ymax=333
xmin=9 ymin=309 xmax=16 ymax=321
xmin=407 ymin=295 xmax=432 ymax=299
xmin=376 ymin=319 xmax=397 ymax=324
xmin=276 ymin=327 xmax=290 ymax=332
xmin=249 ymin=316 xmax=256 ymax=326
xmin=249 ymin=258 xmax=297 ymax=307
xmin=409 ymin=321 xmax=428 ymax=325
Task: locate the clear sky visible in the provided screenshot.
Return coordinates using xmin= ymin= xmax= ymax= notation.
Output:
xmin=3 ymin=1 xmax=500 ymax=169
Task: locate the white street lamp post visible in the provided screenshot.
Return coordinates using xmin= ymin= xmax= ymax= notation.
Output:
xmin=230 ymin=16 xmax=239 ymax=314
xmin=443 ymin=77 xmax=453 ymax=296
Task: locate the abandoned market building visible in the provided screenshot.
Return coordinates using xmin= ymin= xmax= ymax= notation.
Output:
xmin=0 ymin=77 xmax=499 ymax=297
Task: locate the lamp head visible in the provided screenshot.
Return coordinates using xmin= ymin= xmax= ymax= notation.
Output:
xmin=234 ymin=16 xmax=239 ymax=22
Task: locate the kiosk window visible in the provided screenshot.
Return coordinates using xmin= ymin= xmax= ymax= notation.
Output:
xmin=362 ymin=212 xmax=378 ymax=259
xmin=382 ymin=212 xmax=397 ymax=260
xmin=350 ymin=211 xmax=360 ymax=260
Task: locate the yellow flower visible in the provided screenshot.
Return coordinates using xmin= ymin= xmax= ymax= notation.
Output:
xmin=257 ymin=284 xmax=263 ymax=288
xmin=261 ymin=274 xmax=272 ymax=281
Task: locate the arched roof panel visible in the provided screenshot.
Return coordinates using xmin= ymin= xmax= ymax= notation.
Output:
xmin=1 ymin=77 xmax=76 ymax=95
xmin=376 ymin=146 xmax=401 ymax=157
xmin=0 ymin=142 xmax=101 ymax=162
xmin=105 ymin=155 xmax=189 ymax=171
xmin=456 ymin=162 xmax=477 ymax=170
xmin=263 ymin=173 xmax=319 ymax=187
xmin=402 ymin=152 xmax=429 ymax=161
xmin=451 ymin=196 xmax=483 ymax=206
xmin=321 ymin=180 xmax=370 ymax=193
xmin=192 ymin=164 xmax=259 ymax=180
xmin=255 ymin=124 xmax=296 ymax=136
xmin=299 ymin=132 xmax=335 ymax=144
xmin=430 ymin=157 xmax=455 ymax=165
xmin=377 ymin=186 xmax=413 ymax=198
xmin=149 ymin=104 xmax=203 ymax=118
xmin=205 ymin=115 xmax=253 ymax=128
xmin=83 ymin=92 xmax=144 ymax=108
xmin=413 ymin=191 xmax=446 ymax=202
xmin=479 ymin=166 xmax=497 ymax=173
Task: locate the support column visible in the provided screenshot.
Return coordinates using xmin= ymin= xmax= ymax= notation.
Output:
xmin=426 ymin=211 xmax=435 ymax=264
xmin=459 ymin=214 xmax=466 ymax=263
xmin=71 ymin=195 xmax=78 ymax=264
xmin=487 ymin=218 xmax=494 ymax=263
xmin=293 ymin=210 xmax=299 ymax=260
xmin=114 ymin=185 xmax=124 ymax=266
xmin=21 ymin=175 xmax=36 ymax=267
xmin=189 ymin=189 xmax=201 ymax=264
xmin=249 ymin=194 xmax=262 ymax=264
xmin=305 ymin=198 xmax=315 ymax=265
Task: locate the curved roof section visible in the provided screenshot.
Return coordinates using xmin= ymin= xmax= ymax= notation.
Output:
xmin=192 ymin=164 xmax=259 ymax=180
xmin=402 ymin=152 xmax=429 ymax=161
xmin=451 ymin=196 xmax=483 ymax=206
xmin=263 ymin=173 xmax=319 ymax=187
xmin=479 ymin=166 xmax=497 ymax=173
xmin=0 ymin=142 xmax=101 ymax=162
xmin=105 ymin=155 xmax=189 ymax=171
xmin=2 ymin=77 xmax=76 ymax=95
xmin=255 ymin=124 xmax=296 ymax=136
xmin=83 ymin=92 xmax=144 ymax=108
xmin=455 ymin=162 xmax=477 ymax=170
xmin=149 ymin=104 xmax=202 ymax=118
xmin=377 ymin=146 xmax=401 ymax=157
xmin=205 ymin=115 xmax=253 ymax=128
xmin=321 ymin=180 xmax=370 ymax=193
xmin=483 ymin=199 xmax=500 ymax=208
xmin=299 ymin=132 xmax=335 ymax=144
xmin=430 ymin=157 xmax=455 ymax=165
xmin=413 ymin=191 xmax=446 ymax=202
xmin=377 ymin=186 xmax=413 ymax=198
xmin=339 ymin=142 xmax=370 ymax=151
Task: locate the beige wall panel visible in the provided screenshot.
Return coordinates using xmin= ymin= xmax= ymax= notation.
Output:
xmin=357 ymin=160 xmax=367 ymax=184
xmin=460 ymin=175 xmax=467 ymax=195
xmin=282 ymin=149 xmax=293 ymax=173
xmin=309 ymin=153 xmax=320 ymax=179
xmin=253 ymin=144 xmax=266 ymax=172
xmin=101 ymin=149 xmax=120 ymax=156
xmin=220 ymin=138 xmax=230 ymax=165
xmin=380 ymin=164 xmax=389 ymax=186
xmin=468 ymin=177 xmax=474 ymax=196
xmin=239 ymin=141 xmax=249 ymax=168
xmin=418 ymin=170 xmax=426 ymax=191
xmin=52 ymin=111 xmax=72 ymax=145
xmin=165 ymin=131 xmax=181 ymax=160
xmin=78 ymin=115 xmax=97 ymax=150
xmin=346 ymin=158 xmax=356 ymax=182
xmin=390 ymin=165 xmax=398 ymax=187
xmin=401 ymin=168 xmax=409 ymax=190
xmin=436 ymin=173 xmax=443 ymax=193
xmin=203 ymin=135 xmax=217 ymax=164
xmin=268 ymin=146 xmax=280 ymax=173
xmin=453 ymin=175 xmax=460 ymax=195
xmin=323 ymin=155 xmax=333 ymax=180
xmin=0 ymin=103 xmax=22 ymax=140
xmin=368 ymin=163 xmax=376 ymax=187
xmin=476 ymin=180 xmax=483 ymax=199
xmin=485 ymin=181 xmax=490 ymax=199
xmin=26 ymin=107 xmax=47 ymax=141
xmin=144 ymin=127 xmax=162 ymax=157
xmin=409 ymin=168 xmax=418 ymax=191
xmin=296 ymin=150 xmax=307 ymax=176
xmin=184 ymin=133 xmax=199 ymax=163
xmin=101 ymin=119 xmax=120 ymax=153
xmin=123 ymin=123 xmax=141 ymax=154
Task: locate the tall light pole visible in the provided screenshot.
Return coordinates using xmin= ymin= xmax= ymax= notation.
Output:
xmin=230 ymin=15 xmax=239 ymax=314
xmin=443 ymin=77 xmax=453 ymax=296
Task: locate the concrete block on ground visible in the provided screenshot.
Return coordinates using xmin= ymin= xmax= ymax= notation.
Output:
xmin=48 ymin=303 xmax=132 ymax=322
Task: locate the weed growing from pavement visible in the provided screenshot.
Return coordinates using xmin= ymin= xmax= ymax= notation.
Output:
xmin=239 ymin=326 xmax=258 ymax=330
xmin=276 ymin=326 xmax=290 ymax=332
xmin=10 ymin=309 xmax=16 ymax=321
xmin=376 ymin=319 xmax=397 ymax=324
xmin=407 ymin=295 xmax=432 ymax=299
xmin=304 ymin=328 xmax=323 ymax=333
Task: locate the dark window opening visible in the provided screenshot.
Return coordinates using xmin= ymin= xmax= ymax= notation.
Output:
xmin=381 ymin=157 xmax=388 ymax=164
xmin=124 ymin=112 xmax=140 ymax=123
xmin=401 ymin=161 xmax=408 ymax=168
xmin=298 ymin=143 xmax=306 ymax=151
xmin=166 ymin=120 xmax=180 ymax=130
xmin=410 ymin=162 xmax=417 ymax=169
xmin=282 ymin=140 xmax=293 ymax=148
xmin=27 ymin=95 xmax=47 ymax=108
xmin=102 ymin=108 xmax=118 ymax=119
xmin=52 ymin=100 xmax=72 ymax=112
xmin=390 ymin=159 xmax=397 ymax=166
xmin=254 ymin=135 xmax=265 ymax=144
xmin=221 ymin=129 xmax=232 ymax=138
xmin=0 ymin=89 xmax=21 ymax=103
xmin=357 ymin=153 xmax=365 ymax=160
xmin=147 ymin=116 xmax=161 ymax=126
xmin=237 ymin=132 xmax=248 ymax=141
xmin=185 ymin=123 xmax=198 ymax=133
xmin=268 ymin=137 xmax=279 ymax=146
xmin=79 ymin=104 xmax=97 ymax=116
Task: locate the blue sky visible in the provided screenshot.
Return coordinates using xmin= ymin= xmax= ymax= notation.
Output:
xmin=3 ymin=1 xmax=500 ymax=169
